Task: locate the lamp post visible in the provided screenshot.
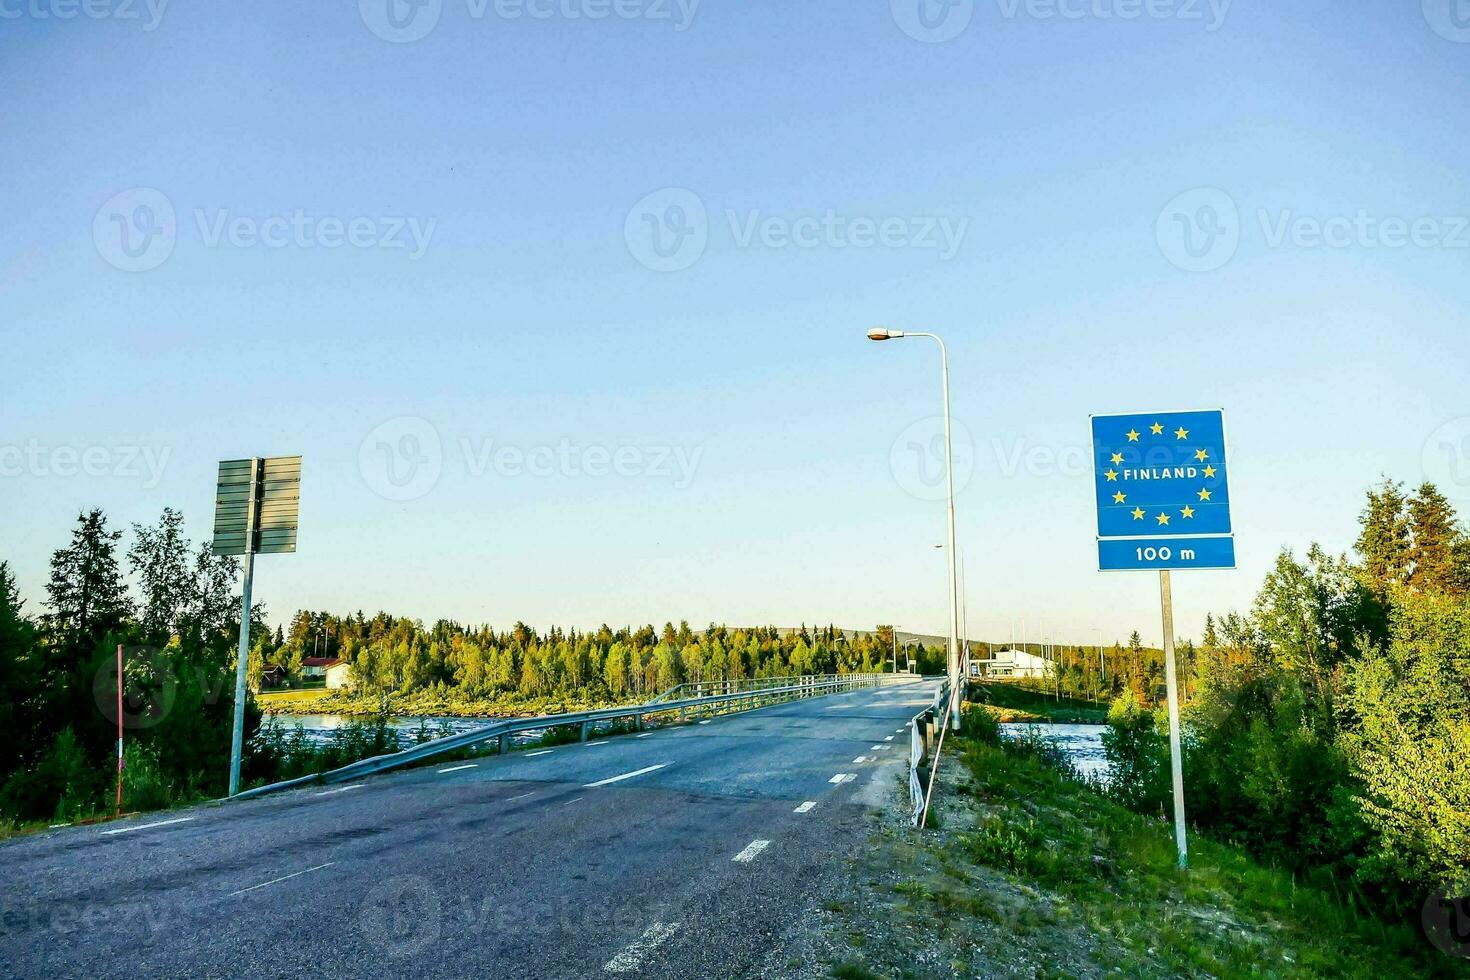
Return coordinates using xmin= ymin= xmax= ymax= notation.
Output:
xmin=868 ymin=326 xmax=962 ymax=728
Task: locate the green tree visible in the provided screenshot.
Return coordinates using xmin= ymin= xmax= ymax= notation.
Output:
xmin=1407 ymin=482 xmax=1469 ymax=596
xmin=44 ymin=509 xmax=131 ymax=652
xmin=1355 ymin=477 xmax=1410 ymax=595
xmin=1341 ymin=590 xmax=1470 ymax=897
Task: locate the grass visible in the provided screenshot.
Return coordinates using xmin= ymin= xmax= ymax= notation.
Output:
xmin=255 ymin=687 xmax=334 ymax=709
xmin=968 ymin=681 xmax=1108 ymax=724
xmin=811 ymin=726 xmax=1465 ymax=979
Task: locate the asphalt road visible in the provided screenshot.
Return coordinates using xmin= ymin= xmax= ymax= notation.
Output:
xmin=0 ymin=678 xmax=937 ymax=979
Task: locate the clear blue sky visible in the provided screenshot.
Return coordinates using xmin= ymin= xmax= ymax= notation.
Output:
xmin=4 ymin=2 xmax=1468 ymax=647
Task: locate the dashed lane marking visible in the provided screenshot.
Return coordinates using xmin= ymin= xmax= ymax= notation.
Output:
xmin=604 ymin=922 xmax=680 ymax=974
xmin=794 ymin=801 xmax=817 ymax=813
xmin=438 ymin=764 xmax=477 ymax=774
xmin=732 ymin=839 xmax=771 ymax=863
xmin=584 ymin=763 xmax=670 ymax=788
xmin=526 ymin=750 xmax=553 ymax=757
xmin=829 ymin=773 xmax=856 ymax=784
xmin=312 ymin=785 xmax=365 ymax=797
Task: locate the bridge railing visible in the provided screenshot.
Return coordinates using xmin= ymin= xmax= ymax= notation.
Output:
xmin=233 ymin=671 xmax=916 ymax=802
xmin=909 ymin=677 xmax=954 ymax=827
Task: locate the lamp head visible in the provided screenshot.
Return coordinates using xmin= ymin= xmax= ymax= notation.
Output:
xmin=867 ymin=327 xmax=904 ymax=341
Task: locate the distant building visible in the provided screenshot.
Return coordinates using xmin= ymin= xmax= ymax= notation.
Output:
xmin=982 ymin=648 xmax=1054 ymax=679
xmin=324 ymin=661 xmax=353 ymax=690
xmin=301 ymin=656 xmax=340 ymax=681
xmin=260 ymin=663 xmax=287 ymax=689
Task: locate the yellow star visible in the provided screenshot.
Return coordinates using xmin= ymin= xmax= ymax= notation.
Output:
xmin=1156 ymin=512 xmax=1171 ymax=526
xmin=1126 ymin=429 xmax=1141 ymax=442
xmin=1131 ymin=507 xmax=1146 ymax=520
xmin=1110 ymin=452 xmax=1124 ymax=465
xmin=1194 ymin=449 xmax=1209 ymax=462
xmin=1181 ymin=506 xmax=1196 ymax=519
xmin=1105 ymin=469 xmax=1119 ymax=482
xmin=1203 ymin=465 xmax=1217 ymax=478
xmin=1149 ymin=422 xmax=1164 ymax=435
xmin=1198 ymin=488 xmax=1212 ymax=501
xmin=1174 ymin=427 xmax=1189 ymax=440
xmin=1113 ymin=491 xmax=1127 ymax=504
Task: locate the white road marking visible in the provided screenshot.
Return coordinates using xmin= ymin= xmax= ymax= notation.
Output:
xmin=313 ymin=784 xmax=365 ymax=797
xmin=507 ymin=792 xmax=535 ymax=801
xmin=526 ymin=750 xmax=553 ymax=757
xmin=794 ymin=801 xmax=817 ymax=813
xmin=870 ymin=745 xmax=882 ymax=750
xmin=229 ymin=862 xmax=335 ymax=897
xmin=101 ymin=817 xmax=194 ymax=836
xmin=698 ymin=720 xmax=711 ymax=725
xmin=584 ymin=763 xmax=669 ymax=788
xmin=604 ymin=922 xmax=680 ymax=974
xmin=586 ymin=740 xmax=609 ymax=746
xmin=885 ymin=735 xmax=895 ymax=741
xmin=563 ymin=797 xmax=584 ymax=806
xmin=635 ymin=732 xmax=654 ymax=738
xmin=875 ymin=745 xmax=889 ymax=752
xmin=438 ymin=764 xmax=477 ymax=774
xmin=852 ymin=756 xmax=868 ymax=764
xmin=732 ymin=839 xmax=771 ymax=863
xmin=829 ymin=773 xmax=856 ymax=784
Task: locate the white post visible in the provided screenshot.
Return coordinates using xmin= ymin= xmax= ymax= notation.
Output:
xmin=228 ymin=456 xmax=260 ymax=798
xmin=933 ymin=335 xmax=962 ymax=729
xmin=228 ymin=550 xmax=254 ymax=797
xmin=1159 ymin=570 xmax=1189 ymax=869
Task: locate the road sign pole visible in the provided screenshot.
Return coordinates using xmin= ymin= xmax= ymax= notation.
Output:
xmin=1158 ymin=570 xmax=1189 ymax=869
xmin=115 ymin=643 xmax=123 ymax=815
xmin=228 ymin=549 xmax=254 ymax=797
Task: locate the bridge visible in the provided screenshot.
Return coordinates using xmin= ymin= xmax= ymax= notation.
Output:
xmin=0 ymin=677 xmax=939 ymax=978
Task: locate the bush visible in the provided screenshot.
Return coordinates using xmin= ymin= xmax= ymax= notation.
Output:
xmin=1102 ymin=690 xmax=1169 ymax=813
xmin=961 ymin=703 xmax=1000 ymax=744
xmin=0 ymin=729 xmax=100 ymax=821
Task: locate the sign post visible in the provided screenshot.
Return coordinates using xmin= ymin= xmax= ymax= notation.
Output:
xmin=1090 ymin=410 xmax=1234 ymax=869
xmin=116 ymin=643 xmax=124 ymax=815
xmin=214 ymin=456 xmax=301 ymax=797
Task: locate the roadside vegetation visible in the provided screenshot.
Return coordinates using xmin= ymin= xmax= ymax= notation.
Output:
xmin=799 ymin=715 xmax=1462 ymax=979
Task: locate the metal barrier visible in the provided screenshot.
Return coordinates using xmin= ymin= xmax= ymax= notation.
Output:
xmin=233 ymin=672 xmax=905 ymax=802
xmin=908 ymin=678 xmax=952 ymax=827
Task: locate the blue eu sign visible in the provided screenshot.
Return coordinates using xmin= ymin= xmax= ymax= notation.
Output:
xmin=1092 ymin=409 xmax=1235 ymax=571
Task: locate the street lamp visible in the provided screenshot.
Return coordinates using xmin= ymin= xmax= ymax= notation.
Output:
xmin=868 ymin=326 xmax=962 ymax=728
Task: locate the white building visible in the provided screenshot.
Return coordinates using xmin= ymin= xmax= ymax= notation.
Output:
xmin=981 ymin=648 xmax=1054 ymax=679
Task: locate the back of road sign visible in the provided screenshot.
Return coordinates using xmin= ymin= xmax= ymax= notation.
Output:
xmin=1091 ymin=410 xmax=1234 ymax=571
xmin=212 ymin=456 xmax=302 ymax=556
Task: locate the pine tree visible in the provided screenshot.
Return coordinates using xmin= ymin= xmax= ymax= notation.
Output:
xmin=1407 ymin=482 xmax=1467 ymax=596
xmin=1355 ymin=477 xmax=1411 ymax=594
xmin=44 ymin=509 xmax=131 ymax=651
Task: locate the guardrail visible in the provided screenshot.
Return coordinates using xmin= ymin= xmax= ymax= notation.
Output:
xmin=647 ymin=673 xmax=851 ymax=705
xmin=233 ymin=672 xmax=909 ymax=802
xmin=909 ymin=678 xmax=955 ymax=827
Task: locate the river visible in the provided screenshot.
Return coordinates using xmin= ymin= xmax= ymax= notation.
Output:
xmin=999 ymin=722 xmax=1110 ymax=783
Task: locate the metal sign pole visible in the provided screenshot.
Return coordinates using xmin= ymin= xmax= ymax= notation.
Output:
xmin=115 ymin=643 xmax=124 ymax=814
xmin=227 ymin=457 xmax=259 ymax=797
xmin=1158 ymin=569 xmax=1189 ymax=869
xmin=228 ymin=550 xmax=255 ymax=796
